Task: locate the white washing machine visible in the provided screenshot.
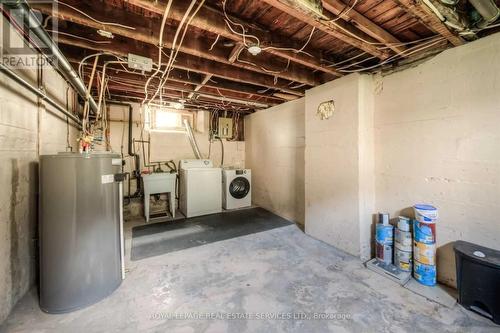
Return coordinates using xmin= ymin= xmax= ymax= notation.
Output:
xmin=222 ymin=169 xmax=251 ymax=210
xmin=179 ymin=159 xmax=222 ymax=218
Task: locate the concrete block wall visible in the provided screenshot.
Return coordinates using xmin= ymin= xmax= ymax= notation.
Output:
xmin=0 ymin=65 xmax=79 ymax=322
xmin=304 ymin=74 xmax=375 ymax=259
xmin=374 ymin=32 xmax=500 ymax=287
xmin=247 ymin=32 xmax=500 ymax=287
xmin=245 ymin=99 xmax=305 ymax=225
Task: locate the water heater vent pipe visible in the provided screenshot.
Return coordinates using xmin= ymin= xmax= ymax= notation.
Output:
xmin=184 ymin=119 xmax=202 ymax=159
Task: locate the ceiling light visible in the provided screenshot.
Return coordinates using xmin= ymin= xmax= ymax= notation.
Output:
xmin=247 ymin=45 xmax=262 ymax=56
xmin=97 ymin=29 xmax=114 ymax=39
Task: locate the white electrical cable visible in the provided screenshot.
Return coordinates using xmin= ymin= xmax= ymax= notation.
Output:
xmin=222 ymin=0 xmax=259 ymax=47
xmin=150 ymin=0 xmax=205 ymax=104
xmin=56 ymin=0 xmax=136 ymax=30
xmin=338 ymin=37 xmax=445 ymax=73
xmin=322 ymin=0 xmax=359 ymax=23
xmin=324 ymin=35 xmax=448 ymax=69
xmin=142 ymin=0 xmax=174 ymax=103
xmin=47 ymin=30 xmax=112 ymax=44
xmin=147 ymin=0 xmax=198 ymax=103
xmin=209 ymin=34 xmax=220 ymax=50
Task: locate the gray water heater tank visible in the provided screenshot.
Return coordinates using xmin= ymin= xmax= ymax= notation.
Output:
xmin=39 ymin=152 xmax=122 ymax=313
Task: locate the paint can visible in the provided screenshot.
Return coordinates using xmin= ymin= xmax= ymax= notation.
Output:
xmin=397 ymin=216 xmax=412 ymax=232
xmin=376 ymin=241 xmax=393 ymax=264
xmin=414 ymin=241 xmax=436 ymax=265
xmin=395 ymin=228 xmax=412 ymax=251
xmin=378 ymin=212 xmax=390 ymax=225
xmin=413 ymin=260 xmax=437 ymax=286
xmin=376 ymin=224 xmax=394 ymax=245
xmin=394 ymin=247 xmax=412 ymax=272
xmin=413 ymin=204 xmax=438 ymax=223
xmin=414 ymin=220 xmax=436 ymax=244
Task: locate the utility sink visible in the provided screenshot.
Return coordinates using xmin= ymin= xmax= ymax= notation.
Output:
xmin=142 ymin=172 xmax=177 ymax=222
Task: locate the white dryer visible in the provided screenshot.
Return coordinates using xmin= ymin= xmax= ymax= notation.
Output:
xmin=179 ymin=159 xmax=222 ymax=218
xmin=222 ymin=169 xmax=251 ymax=210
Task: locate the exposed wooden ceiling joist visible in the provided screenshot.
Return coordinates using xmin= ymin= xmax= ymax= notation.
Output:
xmin=84 ymin=71 xmax=279 ymax=107
xmin=32 ymin=1 xmax=323 ymax=87
xmin=66 ymin=55 xmax=286 ymax=104
xmin=125 ymin=0 xmax=342 ymax=76
xmin=55 ymin=35 xmax=306 ymax=97
xmin=322 ymin=0 xmax=406 ymax=55
xmin=394 ymin=0 xmax=464 ymax=46
xmin=258 ymin=0 xmax=390 ymax=59
xmin=188 ymin=74 xmax=213 ymax=99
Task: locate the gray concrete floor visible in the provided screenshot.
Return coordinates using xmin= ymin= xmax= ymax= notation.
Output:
xmin=1 ymin=215 xmax=498 ymax=333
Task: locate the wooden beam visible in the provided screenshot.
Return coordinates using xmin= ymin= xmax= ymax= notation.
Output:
xmin=228 ymin=44 xmax=245 ymax=64
xmin=101 ymin=84 xmax=269 ymax=108
xmin=33 ymin=1 xmax=323 ymax=86
xmin=323 ymin=0 xmax=406 ymax=55
xmin=66 ymin=53 xmax=286 ymax=103
xmin=259 ymin=0 xmax=390 ymax=59
xmin=82 ymin=70 xmax=280 ymax=106
xmin=125 ymin=0 xmax=342 ymax=75
xmin=394 ymin=0 xmax=464 ymax=46
xmin=55 ymin=35 xmax=305 ymax=96
xmin=188 ymin=74 xmax=212 ymax=99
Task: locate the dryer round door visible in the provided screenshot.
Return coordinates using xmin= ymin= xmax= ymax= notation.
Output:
xmin=229 ymin=177 xmax=250 ymax=199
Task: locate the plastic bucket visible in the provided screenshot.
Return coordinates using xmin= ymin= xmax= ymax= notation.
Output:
xmin=395 ymin=229 xmax=412 ymax=249
xmin=376 ymin=224 xmax=394 ymax=245
xmin=413 ymin=204 xmax=438 ymax=222
xmin=395 ymin=248 xmax=412 ymax=272
xmin=414 ymin=220 xmax=436 ymax=244
xmin=376 ymin=241 xmax=393 ymax=264
xmin=414 ymin=260 xmax=436 ymax=286
xmin=414 ymin=241 xmax=436 ymax=265
xmin=397 ymin=216 xmax=412 ymax=232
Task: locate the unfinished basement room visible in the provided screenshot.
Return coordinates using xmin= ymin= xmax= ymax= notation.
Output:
xmin=1 ymin=0 xmax=500 ymax=332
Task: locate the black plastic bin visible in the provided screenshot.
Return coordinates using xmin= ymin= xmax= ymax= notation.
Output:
xmin=454 ymin=240 xmax=500 ymax=324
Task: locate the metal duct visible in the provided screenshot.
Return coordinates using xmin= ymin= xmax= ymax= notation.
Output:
xmin=2 ymin=0 xmax=99 ymax=115
xmin=183 ymin=119 xmax=202 ymax=159
xmin=469 ymin=0 xmax=500 ymax=24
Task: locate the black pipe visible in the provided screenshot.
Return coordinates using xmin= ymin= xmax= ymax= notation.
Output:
xmin=107 ymin=101 xmax=141 ymax=198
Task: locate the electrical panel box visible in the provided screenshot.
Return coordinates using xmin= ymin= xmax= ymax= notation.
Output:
xmin=127 ymin=53 xmax=153 ymax=72
xmin=218 ymin=117 xmax=233 ymax=139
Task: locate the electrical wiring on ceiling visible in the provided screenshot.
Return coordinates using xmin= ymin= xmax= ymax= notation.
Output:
xmin=78 ymin=52 xmax=126 ymax=78
xmin=209 ymin=34 xmax=220 ymax=50
xmin=55 ymin=0 xmax=136 ymax=30
xmin=222 ymin=0 xmax=315 ymax=57
xmin=338 ymin=37 xmax=446 ymax=73
xmin=46 ymin=30 xmax=112 ymax=44
xmin=143 ymin=0 xmax=200 ymax=104
xmin=222 ymin=0 xmax=259 ymax=47
xmin=142 ymin=0 xmax=174 ymax=104
xmin=150 ymin=0 xmax=206 ymax=104
xmin=235 ymin=46 xmax=291 ymax=75
xmin=322 ymin=0 xmax=359 ymax=23
xmin=324 ymin=35 xmax=449 ymax=69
